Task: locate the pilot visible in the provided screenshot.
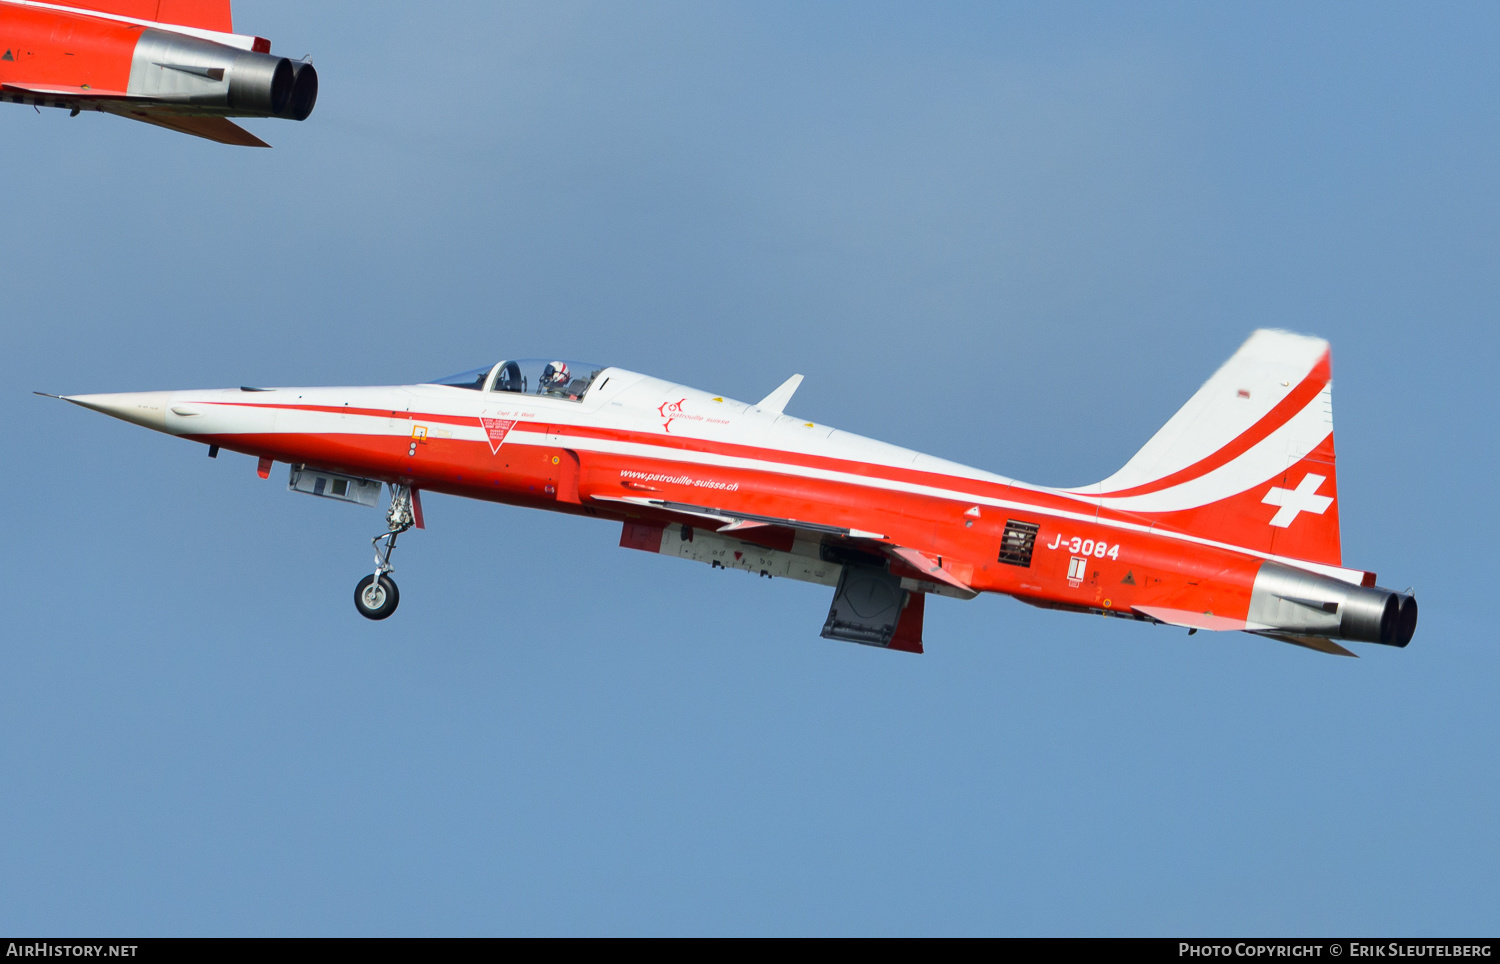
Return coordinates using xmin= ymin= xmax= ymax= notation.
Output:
xmin=540 ymin=361 xmax=572 ymax=396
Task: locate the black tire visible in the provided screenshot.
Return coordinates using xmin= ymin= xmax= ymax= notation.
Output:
xmin=354 ymin=573 xmax=399 ymax=620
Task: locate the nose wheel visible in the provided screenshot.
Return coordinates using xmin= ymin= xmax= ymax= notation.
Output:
xmin=354 ymin=483 xmax=416 ymax=621
xmin=355 ymin=573 xmax=399 ymax=619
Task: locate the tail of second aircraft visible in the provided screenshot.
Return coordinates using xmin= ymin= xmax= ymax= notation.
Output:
xmin=1074 ymin=329 xmax=1345 ymax=567
xmin=60 ymin=0 xmax=236 ymax=32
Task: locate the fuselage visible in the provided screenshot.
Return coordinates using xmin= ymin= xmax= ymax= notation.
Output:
xmin=66 ymin=364 xmax=1375 ymax=633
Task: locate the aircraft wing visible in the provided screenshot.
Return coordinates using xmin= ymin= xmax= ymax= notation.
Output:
xmin=884 ymin=546 xmax=978 ymax=597
xmin=592 ymin=494 xmax=886 ymax=539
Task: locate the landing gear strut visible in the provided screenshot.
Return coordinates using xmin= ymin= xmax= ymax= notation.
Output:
xmin=355 ymin=484 xmax=416 ymax=620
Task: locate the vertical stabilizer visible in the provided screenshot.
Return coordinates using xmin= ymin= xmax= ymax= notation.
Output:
xmin=1073 ymin=330 xmax=1342 ymax=565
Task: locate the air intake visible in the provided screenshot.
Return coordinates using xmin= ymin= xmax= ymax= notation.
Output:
xmin=998 ymin=520 xmax=1040 ymax=567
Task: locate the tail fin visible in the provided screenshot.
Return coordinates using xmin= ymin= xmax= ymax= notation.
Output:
xmin=1079 ymin=329 xmax=1342 ymax=566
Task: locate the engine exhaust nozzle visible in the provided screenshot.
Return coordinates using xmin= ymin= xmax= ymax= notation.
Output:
xmin=279 ymin=61 xmax=318 ymax=121
xmin=1249 ymin=562 xmax=1417 ymax=648
xmin=228 ymin=51 xmax=293 ymax=116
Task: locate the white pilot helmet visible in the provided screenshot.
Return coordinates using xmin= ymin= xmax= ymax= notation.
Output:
xmin=542 ymin=361 xmax=570 ymax=386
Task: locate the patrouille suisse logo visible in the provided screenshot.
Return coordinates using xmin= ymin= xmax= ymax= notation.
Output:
xmin=658 ymin=398 xmax=686 ymax=432
xmin=479 ymin=417 xmax=517 ymax=454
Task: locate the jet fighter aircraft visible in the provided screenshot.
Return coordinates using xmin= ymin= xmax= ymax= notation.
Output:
xmin=0 ymin=0 xmax=315 ymax=146
xmin=47 ymin=330 xmax=1417 ymax=656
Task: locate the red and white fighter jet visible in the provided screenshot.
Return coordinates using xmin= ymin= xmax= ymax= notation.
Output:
xmin=48 ymin=330 xmax=1417 ymax=656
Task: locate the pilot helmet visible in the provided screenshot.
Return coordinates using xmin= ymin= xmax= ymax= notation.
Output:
xmin=542 ymin=361 xmax=570 ymax=386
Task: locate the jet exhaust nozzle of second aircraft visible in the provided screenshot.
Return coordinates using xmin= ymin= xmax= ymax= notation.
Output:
xmin=279 ymin=61 xmax=318 ymax=121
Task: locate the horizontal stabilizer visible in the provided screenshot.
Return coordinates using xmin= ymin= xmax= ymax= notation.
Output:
xmin=103 ymin=106 xmax=269 ymax=146
xmin=757 ymin=374 xmax=803 ymax=415
xmin=8 ymin=83 xmax=272 ymax=145
xmin=1253 ymin=632 xmax=1358 ymax=658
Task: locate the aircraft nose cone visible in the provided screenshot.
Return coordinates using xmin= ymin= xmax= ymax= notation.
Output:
xmin=64 ymin=391 xmax=173 ymax=432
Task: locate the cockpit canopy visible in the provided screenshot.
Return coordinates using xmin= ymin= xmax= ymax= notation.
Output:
xmin=427 ymin=359 xmax=606 ymax=401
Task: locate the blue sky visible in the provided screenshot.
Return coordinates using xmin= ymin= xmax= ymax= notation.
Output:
xmin=1 ymin=1 xmax=1496 ymax=935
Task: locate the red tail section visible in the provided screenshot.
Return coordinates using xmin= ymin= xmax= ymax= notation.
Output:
xmin=52 ymin=1 xmax=233 ymax=32
xmin=1073 ymin=330 xmax=1343 ymax=566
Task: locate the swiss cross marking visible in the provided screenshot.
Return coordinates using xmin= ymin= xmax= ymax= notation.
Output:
xmin=1262 ymin=473 xmax=1334 ymax=528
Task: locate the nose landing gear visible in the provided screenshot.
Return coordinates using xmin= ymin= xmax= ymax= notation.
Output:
xmin=355 ymin=484 xmax=416 ymax=620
